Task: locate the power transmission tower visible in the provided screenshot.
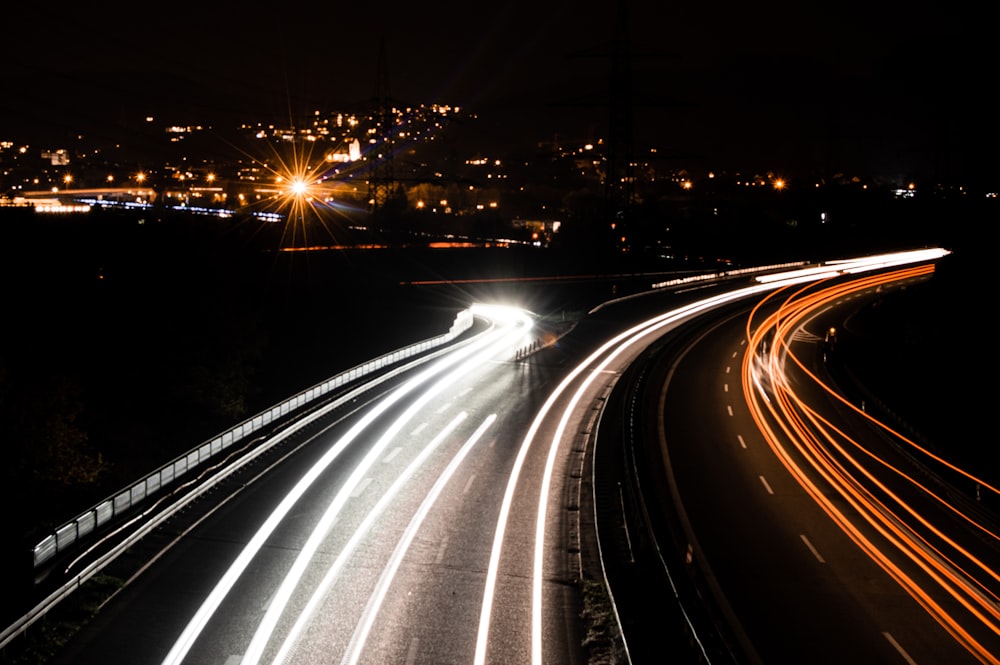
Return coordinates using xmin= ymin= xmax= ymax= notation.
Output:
xmin=562 ymin=0 xmax=681 ymax=251
xmin=367 ymin=37 xmax=397 ymax=214
xmin=605 ymin=0 xmax=635 ymax=235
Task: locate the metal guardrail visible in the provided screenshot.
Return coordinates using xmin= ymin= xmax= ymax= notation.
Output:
xmin=31 ymin=308 xmax=475 ymax=570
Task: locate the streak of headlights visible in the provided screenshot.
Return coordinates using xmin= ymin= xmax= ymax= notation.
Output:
xmin=264 ymin=411 xmax=476 ymax=665
xmin=478 ymin=280 xmax=783 ymax=664
xmin=163 ymin=305 xmax=531 ymax=665
xmin=242 ymin=311 xmax=527 ymax=665
xmin=340 ymin=413 xmax=498 ymax=665
xmin=250 ymin=411 xmax=468 ymax=665
xmin=754 ymin=248 xmax=950 ymax=285
xmin=743 ymin=265 xmax=1000 ymax=664
xmin=475 ymin=289 xmax=746 ymax=665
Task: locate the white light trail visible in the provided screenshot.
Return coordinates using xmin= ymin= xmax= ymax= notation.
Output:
xmin=340 ymin=414 xmax=498 ymax=665
xmin=162 ymin=306 xmax=530 ymax=665
xmin=242 ymin=312 xmax=526 ymax=665
xmin=755 ymin=248 xmax=949 ymax=284
xmin=240 ymin=410 xmax=467 ymax=665
xmin=266 ymin=411 xmax=472 ymax=665
xmin=476 ymin=292 xmax=734 ymax=664
xmin=531 ymin=294 xmax=733 ymax=662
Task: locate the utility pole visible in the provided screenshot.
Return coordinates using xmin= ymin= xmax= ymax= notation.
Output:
xmin=605 ymin=0 xmax=635 ymax=241
xmin=563 ymin=0 xmax=680 ymax=252
xmin=367 ymin=36 xmax=396 ymax=215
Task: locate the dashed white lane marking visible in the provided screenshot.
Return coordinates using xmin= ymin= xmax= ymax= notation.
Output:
xmin=800 ymin=534 xmax=826 ymax=563
xmin=759 ymin=476 xmax=774 ymax=495
xmin=435 ymin=537 xmax=449 ymax=565
xmin=351 ymin=477 xmax=372 ymax=498
xmin=405 ymin=637 xmax=420 ymax=665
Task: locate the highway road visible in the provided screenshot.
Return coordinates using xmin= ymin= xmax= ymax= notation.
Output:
xmin=21 ymin=247 xmax=991 ymax=665
xmin=46 ymin=303 xmax=584 ymax=665
xmin=594 ymin=258 xmax=1000 ymax=664
xmin=34 ymin=272 xmax=726 ymax=665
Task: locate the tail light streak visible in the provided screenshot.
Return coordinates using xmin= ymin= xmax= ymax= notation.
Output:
xmin=743 ymin=264 xmax=1000 ymax=663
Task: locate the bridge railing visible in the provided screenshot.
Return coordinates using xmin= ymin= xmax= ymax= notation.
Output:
xmin=31 ymin=308 xmax=475 ymax=570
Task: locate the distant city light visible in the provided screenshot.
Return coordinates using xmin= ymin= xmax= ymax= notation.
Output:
xmin=2 ymin=97 xmax=992 ymax=236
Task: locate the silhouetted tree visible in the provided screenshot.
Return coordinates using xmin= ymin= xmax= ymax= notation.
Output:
xmin=22 ymin=375 xmax=106 ymax=487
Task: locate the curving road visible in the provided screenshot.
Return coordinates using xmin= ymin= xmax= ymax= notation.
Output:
xmin=48 ymin=303 xmax=576 ymax=665
xmin=598 ymin=255 xmax=1000 ymax=664
xmin=30 ymin=247 xmax=990 ymax=665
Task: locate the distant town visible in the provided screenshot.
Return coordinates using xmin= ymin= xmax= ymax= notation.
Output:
xmin=2 ymin=101 xmax=994 ymax=258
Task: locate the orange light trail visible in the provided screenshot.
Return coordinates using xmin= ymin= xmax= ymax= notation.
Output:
xmin=742 ymin=264 xmax=1000 ymax=664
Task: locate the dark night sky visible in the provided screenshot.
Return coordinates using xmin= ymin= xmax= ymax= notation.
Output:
xmin=3 ymin=0 xmax=994 ymax=183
